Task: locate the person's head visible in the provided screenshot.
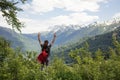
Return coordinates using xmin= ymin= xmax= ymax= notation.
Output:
xmin=44 ymin=40 xmax=49 ymax=46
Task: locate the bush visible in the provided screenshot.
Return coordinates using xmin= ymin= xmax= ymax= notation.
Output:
xmin=1 ymin=37 xmax=120 ymax=80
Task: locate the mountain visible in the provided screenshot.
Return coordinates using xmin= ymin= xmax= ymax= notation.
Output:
xmin=0 ymin=26 xmax=40 ymax=52
xmin=24 ymin=18 xmax=120 ymax=46
xmin=0 ymin=17 xmax=120 ymax=52
xmin=51 ymin=25 xmax=120 ymax=63
xmin=84 ymin=26 xmax=120 ymax=52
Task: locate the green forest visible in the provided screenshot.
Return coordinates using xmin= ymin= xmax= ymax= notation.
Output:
xmin=1 ymin=35 xmax=120 ymax=80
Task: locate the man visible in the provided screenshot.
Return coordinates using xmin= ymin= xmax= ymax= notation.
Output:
xmin=37 ymin=32 xmax=56 ymax=67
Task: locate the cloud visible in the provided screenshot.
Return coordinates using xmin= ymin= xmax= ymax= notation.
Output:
xmin=47 ymin=12 xmax=99 ymax=25
xmin=0 ymin=12 xmax=11 ymax=28
xmin=19 ymin=18 xmax=50 ymax=33
xmin=113 ymin=12 xmax=120 ymax=18
xmin=22 ymin=0 xmax=109 ymax=14
xmin=19 ymin=12 xmax=99 ymax=33
xmin=0 ymin=11 xmax=99 ymax=33
xmin=1 ymin=0 xmax=106 ymax=33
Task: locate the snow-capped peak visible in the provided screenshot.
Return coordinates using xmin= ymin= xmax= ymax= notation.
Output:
xmin=48 ymin=24 xmax=81 ymax=32
xmin=47 ymin=17 xmax=120 ymax=33
xmin=92 ymin=17 xmax=120 ymax=26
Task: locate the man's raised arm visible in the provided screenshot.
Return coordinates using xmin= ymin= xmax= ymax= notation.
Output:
xmin=50 ymin=33 xmax=56 ymax=46
xmin=38 ymin=32 xmax=42 ymax=45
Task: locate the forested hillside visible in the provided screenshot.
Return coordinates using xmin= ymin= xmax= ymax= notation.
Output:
xmin=51 ymin=26 xmax=120 ymax=63
xmin=0 ymin=26 xmax=40 ymax=51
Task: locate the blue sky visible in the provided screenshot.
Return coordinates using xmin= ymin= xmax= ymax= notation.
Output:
xmin=0 ymin=0 xmax=120 ymax=33
xmin=93 ymin=0 xmax=120 ymax=20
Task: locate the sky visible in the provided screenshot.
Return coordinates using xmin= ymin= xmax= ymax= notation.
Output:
xmin=0 ymin=0 xmax=120 ymax=33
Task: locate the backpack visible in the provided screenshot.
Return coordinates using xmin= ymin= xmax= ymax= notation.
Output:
xmin=37 ymin=50 xmax=48 ymax=64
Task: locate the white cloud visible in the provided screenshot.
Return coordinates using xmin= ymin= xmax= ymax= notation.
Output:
xmin=47 ymin=12 xmax=99 ymax=25
xmin=19 ymin=18 xmax=50 ymax=33
xmin=113 ymin=12 xmax=120 ymax=18
xmin=19 ymin=12 xmax=99 ymax=33
xmin=0 ymin=12 xmax=12 ymax=28
xmin=0 ymin=10 xmax=99 ymax=33
xmin=22 ymin=0 xmax=109 ymax=14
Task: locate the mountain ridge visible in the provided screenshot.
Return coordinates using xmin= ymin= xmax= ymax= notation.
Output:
xmin=0 ymin=18 xmax=120 ymax=52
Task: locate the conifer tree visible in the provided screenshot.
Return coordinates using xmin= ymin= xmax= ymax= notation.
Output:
xmin=0 ymin=0 xmax=27 ymax=32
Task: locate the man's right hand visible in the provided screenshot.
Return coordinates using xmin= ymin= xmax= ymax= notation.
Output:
xmin=38 ymin=32 xmax=40 ymax=36
xmin=54 ymin=33 xmax=56 ymax=38
xmin=38 ymin=32 xmax=41 ymax=38
xmin=38 ymin=32 xmax=42 ymax=45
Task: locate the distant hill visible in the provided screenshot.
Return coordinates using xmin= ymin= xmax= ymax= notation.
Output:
xmin=85 ymin=26 xmax=120 ymax=52
xmin=0 ymin=26 xmax=40 ymax=52
xmin=52 ymin=26 xmax=120 ymax=62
